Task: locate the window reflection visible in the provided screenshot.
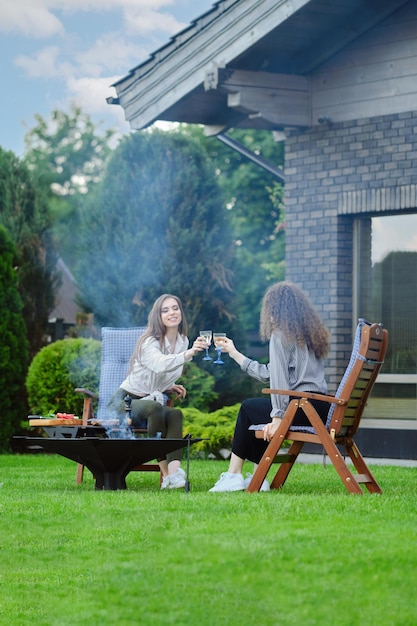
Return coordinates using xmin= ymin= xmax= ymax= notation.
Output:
xmin=358 ymin=213 xmax=417 ymax=421
xmin=371 ymin=215 xmax=417 ymax=375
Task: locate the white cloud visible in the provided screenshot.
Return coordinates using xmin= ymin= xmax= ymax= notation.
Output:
xmin=54 ymin=0 xmax=175 ymax=11
xmin=8 ymin=0 xmax=186 ymax=82
xmin=0 ymin=0 xmax=182 ymax=38
xmin=123 ymin=7 xmax=186 ymax=36
xmin=63 ymin=75 xmax=131 ymax=140
xmin=74 ymin=34 xmax=148 ymax=76
xmin=14 ymin=31 xmax=148 ymax=88
xmin=66 ymin=75 xmax=123 ymax=115
xmin=0 ymin=1 xmax=64 ymax=37
xmin=14 ymin=46 xmax=74 ymax=79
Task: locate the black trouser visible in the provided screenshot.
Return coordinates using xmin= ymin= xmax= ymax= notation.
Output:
xmin=107 ymin=387 xmax=183 ymax=463
xmin=231 ymin=396 xmax=330 ymax=464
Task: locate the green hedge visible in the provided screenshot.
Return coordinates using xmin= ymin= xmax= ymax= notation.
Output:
xmin=183 ymin=404 xmax=239 ymax=458
xmin=26 ymin=338 xmax=101 ymax=416
xmin=178 ymin=361 xmax=218 ymax=411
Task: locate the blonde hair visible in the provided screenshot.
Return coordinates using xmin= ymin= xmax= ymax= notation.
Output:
xmin=129 ymin=294 xmax=188 ymax=370
xmin=259 ymin=281 xmax=330 ymax=359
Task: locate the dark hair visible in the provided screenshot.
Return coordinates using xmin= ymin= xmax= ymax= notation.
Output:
xmin=259 ymin=281 xmax=330 ymax=359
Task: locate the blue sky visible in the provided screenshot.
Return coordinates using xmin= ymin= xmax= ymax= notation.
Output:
xmin=0 ymin=0 xmax=215 ymax=156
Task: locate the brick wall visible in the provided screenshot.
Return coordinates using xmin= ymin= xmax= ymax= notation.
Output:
xmin=284 ymin=110 xmax=417 ymax=390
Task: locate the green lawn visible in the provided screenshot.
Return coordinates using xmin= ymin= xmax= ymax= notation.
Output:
xmin=1 ymin=454 xmax=416 ymax=626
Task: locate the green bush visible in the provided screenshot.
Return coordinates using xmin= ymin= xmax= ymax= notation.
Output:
xmin=183 ymin=404 xmax=240 ymax=457
xmin=26 ymin=338 xmax=101 ymax=416
xmin=178 ymin=362 xmax=218 ymax=411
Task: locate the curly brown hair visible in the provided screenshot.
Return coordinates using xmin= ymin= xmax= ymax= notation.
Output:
xmin=259 ymin=281 xmax=330 ymax=359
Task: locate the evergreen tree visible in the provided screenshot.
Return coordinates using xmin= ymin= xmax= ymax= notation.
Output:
xmin=0 ymin=226 xmax=29 ymax=450
xmin=0 ymin=147 xmax=58 ymax=357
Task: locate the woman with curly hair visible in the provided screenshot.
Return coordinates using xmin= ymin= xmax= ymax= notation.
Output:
xmin=209 ymin=281 xmax=331 ymax=492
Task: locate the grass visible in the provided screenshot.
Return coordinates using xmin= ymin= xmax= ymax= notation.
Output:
xmin=1 ymin=454 xmax=416 ymax=626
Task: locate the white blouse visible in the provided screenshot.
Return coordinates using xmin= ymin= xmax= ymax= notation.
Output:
xmin=120 ymin=333 xmax=190 ymax=397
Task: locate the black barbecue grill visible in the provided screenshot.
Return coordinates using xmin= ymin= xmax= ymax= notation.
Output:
xmin=15 ymin=418 xmax=200 ymax=490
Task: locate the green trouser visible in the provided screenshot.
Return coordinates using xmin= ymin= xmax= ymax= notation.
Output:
xmin=107 ymin=387 xmax=183 ymax=463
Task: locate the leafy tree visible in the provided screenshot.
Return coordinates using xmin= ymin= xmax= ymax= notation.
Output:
xmin=183 ymin=125 xmax=286 ymax=331
xmin=24 ymin=103 xmax=116 ymax=196
xmin=75 ymin=129 xmax=249 ymax=406
xmin=0 ymin=226 xmax=29 ymax=450
xmin=0 ymin=147 xmax=58 ymax=357
xmin=24 ymin=104 xmax=116 ymax=270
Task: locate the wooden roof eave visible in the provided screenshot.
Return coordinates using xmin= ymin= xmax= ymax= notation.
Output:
xmin=113 ymin=0 xmax=311 ymax=131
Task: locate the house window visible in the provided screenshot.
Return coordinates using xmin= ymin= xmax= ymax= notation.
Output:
xmin=355 ymin=213 xmax=417 ymax=421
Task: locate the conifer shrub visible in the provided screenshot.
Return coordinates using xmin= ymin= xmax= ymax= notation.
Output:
xmin=26 ymin=338 xmax=101 ymax=416
xmin=0 ymin=226 xmax=29 ymax=451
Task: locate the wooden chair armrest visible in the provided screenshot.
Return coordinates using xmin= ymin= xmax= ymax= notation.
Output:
xmin=75 ymin=387 xmax=99 ymax=400
xmin=262 ymin=388 xmax=347 ymax=406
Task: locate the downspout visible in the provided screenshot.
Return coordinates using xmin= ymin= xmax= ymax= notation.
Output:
xmin=216 ymin=133 xmax=285 ymax=184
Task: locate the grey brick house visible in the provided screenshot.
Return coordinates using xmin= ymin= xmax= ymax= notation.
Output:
xmin=110 ymin=0 xmax=417 ymax=458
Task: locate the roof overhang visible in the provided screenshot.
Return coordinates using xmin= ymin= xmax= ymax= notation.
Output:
xmin=111 ymin=0 xmax=412 ymax=133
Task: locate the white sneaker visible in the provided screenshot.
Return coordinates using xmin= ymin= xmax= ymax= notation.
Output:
xmin=161 ymin=467 xmax=186 ymax=490
xmin=161 ymin=475 xmax=171 ymax=489
xmin=244 ymin=472 xmax=270 ymax=492
xmin=209 ymin=472 xmax=245 ymax=492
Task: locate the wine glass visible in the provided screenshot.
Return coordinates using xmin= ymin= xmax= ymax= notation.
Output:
xmin=199 ymin=330 xmax=213 ymax=361
xmin=213 ymin=332 xmax=226 ymax=364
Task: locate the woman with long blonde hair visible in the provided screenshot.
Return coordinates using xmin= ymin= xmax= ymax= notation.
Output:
xmin=209 ymin=281 xmax=331 ymax=492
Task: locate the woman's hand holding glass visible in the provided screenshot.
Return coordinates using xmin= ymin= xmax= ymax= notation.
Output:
xmin=213 ymin=332 xmax=227 ymax=364
xmin=196 ymin=331 xmax=235 ymax=364
xmin=217 ymin=337 xmax=235 ymax=354
xmin=199 ymin=330 xmax=213 ymax=361
xmin=213 ymin=336 xmax=246 ymax=368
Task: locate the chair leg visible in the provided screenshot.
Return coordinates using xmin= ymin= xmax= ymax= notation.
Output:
xmin=345 ymin=438 xmax=382 ymax=494
xmin=76 ymin=463 xmax=84 ymax=485
xmin=247 ymin=403 xmax=299 ymax=493
xmin=76 ymin=397 xmax=92 ymax=484
xmin=269 ymin=440 xmax=304 ymax=489
xmin=303 ymin=406 xmax=364 ymax=495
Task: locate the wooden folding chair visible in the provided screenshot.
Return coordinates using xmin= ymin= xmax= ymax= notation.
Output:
xmin=75 ymin=326 xmax=166 ymax=485
xmin=248 ymin=319 xmax=388 ymax=495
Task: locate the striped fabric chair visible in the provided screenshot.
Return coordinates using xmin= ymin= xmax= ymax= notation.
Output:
xmin=97 ymin=327 xmax=148 ymax=422
xmin=248 ymin=319 xmax=388 ymax=495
